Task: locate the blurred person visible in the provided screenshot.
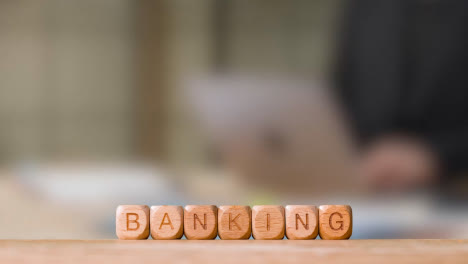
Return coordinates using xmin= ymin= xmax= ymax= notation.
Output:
xmin=334 ymin=0 xmax=468 ymax=192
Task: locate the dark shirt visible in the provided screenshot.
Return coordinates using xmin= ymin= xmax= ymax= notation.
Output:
xmin=335 ymin=0 xmax=468 ymax=177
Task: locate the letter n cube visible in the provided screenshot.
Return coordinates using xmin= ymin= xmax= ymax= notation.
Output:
xmin=184 ymin=205 xmax=218 ymax=239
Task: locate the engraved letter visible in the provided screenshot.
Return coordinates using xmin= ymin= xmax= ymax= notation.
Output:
xmin=295 ymin=213 xmax=309 ymax=230
xmin=126 ymin=213 xmax=140 ymax=231
xmin=159 ymin=213 xmax=174 ymax=230
xmin=266 ymin=213 xmax=270 ymax=231
xmin=329 ymin=212 xmax=344 ymax=231
xmin=194 ymin=213 xmax=207 ymax=230
xmin=229 ymin=213 xmax=241 ymax=230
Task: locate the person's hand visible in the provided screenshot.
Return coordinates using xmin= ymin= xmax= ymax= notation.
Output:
xmin=359 ymin=135 xmax=439 ymax=191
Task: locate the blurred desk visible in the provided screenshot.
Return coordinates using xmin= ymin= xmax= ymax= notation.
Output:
xmin=1 ymin=240 xmax=467 ymax=263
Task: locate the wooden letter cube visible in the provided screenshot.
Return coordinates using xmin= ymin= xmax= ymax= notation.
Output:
xmin=252 ymin=205 xmax=284 ymax=240
xmin=116 ymin=205 xmax=150 ymax=240
xmin=184 ymin=205 xmax=218 ymax=239
xmin=285 ymin=205 xmax=318 ymax=240
xmin=318 ymin=205 xmax=352 ymax=240
xmin=218 ymin=205 xmax=251 ymax=240
xmin=150 ymin=205 xmax=184 ymax=239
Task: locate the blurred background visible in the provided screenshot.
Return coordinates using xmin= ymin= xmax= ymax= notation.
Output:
xmin=1 ymin=0 xmax=468 ymax=239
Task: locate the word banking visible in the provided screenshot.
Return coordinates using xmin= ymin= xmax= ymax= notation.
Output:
xmin=116 ymin=205 xmax=352 ymax=240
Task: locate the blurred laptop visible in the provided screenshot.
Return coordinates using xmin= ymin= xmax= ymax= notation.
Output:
xmin=185 ymin=75 xmax=360 ymax=198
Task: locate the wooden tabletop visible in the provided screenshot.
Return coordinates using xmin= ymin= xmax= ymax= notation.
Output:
xmin=0 ymin=239 xmax=467 ymax=264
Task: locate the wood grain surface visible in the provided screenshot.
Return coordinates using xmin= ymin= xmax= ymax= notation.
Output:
xmin=0 ymin=240 xmax=467 ymax=264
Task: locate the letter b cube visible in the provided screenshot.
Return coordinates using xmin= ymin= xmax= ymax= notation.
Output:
xmin=116 ymin=205 xmax=150 ymax=240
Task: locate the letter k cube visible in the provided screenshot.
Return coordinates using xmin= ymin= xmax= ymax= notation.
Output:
xmin=218 ymin=206 xmax=252 ymax=239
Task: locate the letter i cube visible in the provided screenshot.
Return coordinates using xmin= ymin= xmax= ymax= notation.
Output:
xmin=116 ymin=205 xmax=150 ymax=240
xmin=252 ymin=205 xmax=285 ymax=240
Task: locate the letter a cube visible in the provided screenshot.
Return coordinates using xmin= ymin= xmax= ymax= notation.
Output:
xmin=150 ymin=206 xmax=184 ymax=239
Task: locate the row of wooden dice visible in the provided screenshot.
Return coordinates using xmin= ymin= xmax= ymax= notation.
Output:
xmin=116 ymin=205 xmax=352 ymax=240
